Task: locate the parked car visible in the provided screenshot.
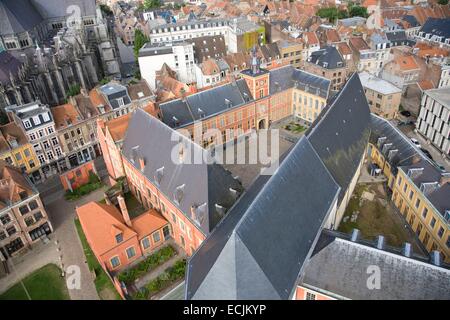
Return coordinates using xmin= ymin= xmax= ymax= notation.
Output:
xmin=398 ymin=120 xmax=415 ymax=126
xmin=410 ymin=138 xmax=421 ymax=148
xmin=400 ymin=110 xmax=411 ymax=117
xmin=420 ymin=148 xmax=433 ymax=160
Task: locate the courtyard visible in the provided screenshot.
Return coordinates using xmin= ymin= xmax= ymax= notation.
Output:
xmin=338 ymin=182 xmax=426 ymax=254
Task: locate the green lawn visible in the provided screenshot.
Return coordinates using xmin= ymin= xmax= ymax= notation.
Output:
xmin=74 ymin=219 xmax=122 ymax=300
xmin=0 ymin=264 xmax=69 ymax=300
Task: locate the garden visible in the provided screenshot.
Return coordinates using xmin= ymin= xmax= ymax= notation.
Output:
xmin=132 ymin=259 xmax=186 ymax=300
xmin=284 ymin=122 xmax=307 ymax=134
xmin=118 ymin=245 xmax=177 ymax=285
xmin=65 ymin=172 xmax=104 ymax=201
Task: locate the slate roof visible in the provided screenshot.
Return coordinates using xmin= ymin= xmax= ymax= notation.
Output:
xmin=186 ymin=138 xmax=340 ymax=300
xmin=308 ymin=46 xmax=345 ymax=69
xmin=269 ymin=65 xmax=331 ymax=98
xmin=420 ymin=18 xmax=450 ymax=41
xmin=30 ymin=0 xmax=97 ymax=19
xmin=307 ymin=73 xmax=371 ymax=203
xmin=301 ymin=230 xmax=450 ymax=300
xmin=122 ymin=109 xmax=242 ymax=235
xmin=386 ymin=30 xmax=415 ymax=46
xmin=402 ymin=15 xmax=420 ymax=28
xmin=0 ymin=0 xmax=43 ymax=36
xmin=186 ymin=72 xmax=371 ymax=300
xmin=369 ymin=114 xmax=421 ymax=175
xmin=99 ymin=83 xmax=132 ymax=110
xmin=187 ymin=35 xmax=227 ymax=63
xmin=159 ymin=79 xmax=253 ymax=129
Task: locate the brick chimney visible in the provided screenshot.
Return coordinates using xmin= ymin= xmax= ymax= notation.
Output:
xmin=439 ymin=173 xmax=450 ymax=186
xmin=117 ymin=195 xmax=132 ymax=227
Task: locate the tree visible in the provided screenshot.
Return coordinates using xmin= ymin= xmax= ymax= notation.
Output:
xmin=134 ymin=29 xmax=149 ymax=60
xmin=438 ymin=0 xmax=448 ymax=5
xmin=67 ymin=84 xmax=81 ymax=97
xmin=348 ymin=3 xmax=369 ymax=18
xmin=100 ymin=4 xmax=113 ymax=16
xmin=143 ymin=0 xmax=162 ymax=10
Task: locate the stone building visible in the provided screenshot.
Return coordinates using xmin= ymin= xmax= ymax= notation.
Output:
xmin=0 ymin=0 xmax=121 ymax=109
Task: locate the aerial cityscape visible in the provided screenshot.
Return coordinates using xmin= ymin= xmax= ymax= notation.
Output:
xmin=0 ymin=0 xmax=449 ymax=305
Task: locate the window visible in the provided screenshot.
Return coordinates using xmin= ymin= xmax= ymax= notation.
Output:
xmin=46 ymin=151 xmax=54 ymax=161
xmin=403 ymin=183 xmax=407 ymax=193
xmin=0 ymin=231 xmax=6 ymax=241
xmin=306 ymin=292 xmax=316 ymax=300
xmin=398 ymin=177 xmax=402 ymax=186
xmin=6 ymin=225 xmax=17 ymax=236
xmin=415 ymin=199 xmax=421 ymax=209
xmin=152 ymin=231 xmax=161 ymax=243
xmin=24 ymin=149 xmax=31 ymax=157
xmin=430 ymin=217 xmax=436 ymax=228
xmin=446 ymin=236 xmax=450 ymax=249
xmin=115 ymin=233 xmax=123 ymax=243
xmin=23 ymin=120 xmax=31 ymax=129
xmin=47 ymin=127 xmax=54 ymax=134
xmin=180 ymin=235 xmax=185 ymax=247
xmin=142 ymin=237 xmax=151 ymax=249
xmin=126 ymin=247 xmax=136 ymax=259
xmin=51 ymin=137 xmax=58 ymax=146
xmin=438 ymin=227 xmax=444 ymax=238
xmin=19 ymin=205 xmax=29 ymax=215
xmin=422 ymin=207 xmax=428 ymax=219
xmin=110 ymin=256 xmax=120 ymax=268
xmin=409 ymin=190 xmax=414 ymax=200
xmin=179 ymin=220 xmax=186 ymax=233
xmin=33 ymin=211 xmax=43 ymax=221
xmin=29 ymin=160 xmax=35 ymax=168
xmin=0 ymin=214 xmax=11 ymax=225
xmin=25 ymin=216 xmax=34 ymax=227
xmin=15 ymin=153 xmax=22 ymax=161
xmin=38 ymin=155 xmax=45 ymax=164
xmin=28 ymin=200 xmax=38 ymax=211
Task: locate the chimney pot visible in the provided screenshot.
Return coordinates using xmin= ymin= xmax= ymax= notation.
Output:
xmin=117 ymin=195 xmax=132 ymax=227
xmin=430 ymin=250 xmax=441 ymax=266
xmin=402 ymin=242 xmax=412 ymax=257
xmin=376 ymin=235 xmax=385 ymax=250
xmin=351 ymin=229 xmax=359 ymax=242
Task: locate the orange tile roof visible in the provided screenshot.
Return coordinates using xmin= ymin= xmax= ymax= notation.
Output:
xmin=418 ymin=80 xmax=435 ymax=91
xmin=304 ymin=31 xmax=319 ymax=46
xmin=336 ymin=42 xmax=353 ymax=55
xmin=89 ymin=88 xmax=108 ymax=109
xmin=349 ymin=37 xmax=370 ymax=51
xmin=77 ymin=202 xmax=137 ymax=256
xmin=326 ymin=29 xmax=341 ymax=43
xmin=51 ymin=103 xmax=81 ymax=130
xmin=132 ymin=209 xmax=168 ymax=239
xmin=396 ymin=55 xmax=419 ymax=71
xmin=201 ymin=59 xmax=220 ymax=76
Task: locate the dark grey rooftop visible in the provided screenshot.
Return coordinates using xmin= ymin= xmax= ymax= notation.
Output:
xmin=301 ymin=230 xmax=450 ymax=300
xmin=369 ymin=114 xmax=421 ymax=174
xmin=186 ymin=137 xmax=340 ymax=300
xmin=269 ymin=65 xmax=331 ymax=98
xmin=403 ymin=15 xmax=420 ymax=28
xmin=420 ymin=17 xmax=450 ymax=41
xmin=0 ymin=51 xmax=23 ymax=84
xmin=159 ymin=79 xmax=253 ymax=128
xmin=99 ymin=83 xmax=132 ymax=109
xmin=122 ymin=109 xmax=242 ymax=235
xmin=0 ymin=0 xmax=43 ymax=36
xmin=307 ymin=73 xmax=371 ymax=203
xmin=139 ymin=43 xmax=174 ymax=57
xmin=308 ymin=46 xmax=345 ymax=69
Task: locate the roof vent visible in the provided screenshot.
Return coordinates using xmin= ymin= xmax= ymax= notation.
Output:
xmin=402 ymin=242 xmax=412 ymax=257
xmin=172 ymin=116 xmax=180 ymax=127
xmin=430 ymin=251 xmax=441 ymax=266
xmin=387 ymin=149 xmax=398 ymax=161
xmin=191 ymin=203 xmax=207 ymax=226
xmin=350 ymin=229 xmax=359 ymax=242
xmin=174 ymin=184 xmax=185 ymax=204
xmin=382 ymin=143 xmax=393 ymax=154
xmin=215 ymin=204 xmax=226 ymax=217
xmin=376 ymin=235 xmax=385 ymax=250
xmin=444 ymin=210 xmax=450 ymax=223
xmin=225 ymin=98 xmax=232 ymax=108
xmin=229 ymin=187 xmax=239 ymax=200
xmin=243 ymin=92 xmax=249 ymax=102
xmin=131 ymin=146 xmax=140 ymax=163
xmin=377 ymin=136 xmax=387 ymax=148
xmin=198 ymin=108 xmax=205 ymax=118
xmin=155 ymin=166 xmax=164 ymax=185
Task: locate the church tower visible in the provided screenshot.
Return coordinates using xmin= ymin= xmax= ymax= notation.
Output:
xmin=240 ymin=47 xmax=270 ymax=100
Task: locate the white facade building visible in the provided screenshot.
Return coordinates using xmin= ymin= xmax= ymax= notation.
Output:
xmin=417 ymin=87 xmax=450 ymax=157
xmin=138 ymin=42 xmax=196 ymax=89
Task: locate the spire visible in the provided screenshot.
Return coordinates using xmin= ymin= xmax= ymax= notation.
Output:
xmin=250 ymin=46 xmax=260 ymax=75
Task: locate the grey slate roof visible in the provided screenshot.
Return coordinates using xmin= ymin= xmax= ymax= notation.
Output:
xmin=386 ymin=30 xmax=415 ymax=46
xmin=159 ymin=79 xmax=253 ymax=128
xmin=402 ymin=15 xmax=420 ymax=28
xmin=307 ymin=73 xmax=371 ymax=203
xmin=0 ymin=0 xmax=43 ymax=36
xmin=301 ymin=231 xmax=450 ymax=300
xmin=186 ymin=73 xmax=371 ymax=300
xmin=420 ymin=18 xmax=450 ymax=42
xmin=99 ymin=83 xmax=132 ymax=109
xmin=186 ymin=138 xmax=340 ymax=300
xmin=308 ymin=46 xmax=345 ymax=69
xmin=369 ymin=114 xmax=421 ymax=175
xmin=122 ymin=109 xmax=242 ymax=235
xmin=269 ymin=65 xmax=331 ymax=98
xmin=30 ymin=0 xmax=97 ymax=19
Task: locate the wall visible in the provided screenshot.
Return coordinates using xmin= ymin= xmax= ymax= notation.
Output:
xmin=60 ymin=161 xmax=97 ymax=192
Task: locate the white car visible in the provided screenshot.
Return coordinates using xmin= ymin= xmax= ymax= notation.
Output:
xmin=410 ymin=138 xmax=421 ymax=148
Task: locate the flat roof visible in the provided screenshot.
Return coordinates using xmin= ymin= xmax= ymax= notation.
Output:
xmin=359 ymin=72 xmax=402 ymax=95
xmin=425 ymin=87 xmax=450 ymax=109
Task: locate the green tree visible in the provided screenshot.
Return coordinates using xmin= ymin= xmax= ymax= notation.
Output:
xmin=348 ymin=3 xmax=369 ymax=18
xmin=143 ymin=0 xmax=162 ymax=10
xmin=134 ymin=29 xmax=149 ymax=59
xmin=67 ymin=84 xmax=81 ymax=97
xmin=438 ymin=0 xmax=448 ymax=5
xmin=100 ymin=4 xmax=113 ymax=16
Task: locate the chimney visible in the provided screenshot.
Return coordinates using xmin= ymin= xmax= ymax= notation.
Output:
xmin=430 ymin=251 xmax=441 ymax=266
xmin=376 ymin=235 xmax=385 ymax=250
xmin=81 ymin=88 xmax=89 ymax=97
xmin=117 ymin=195 xmax=132 ymax=227
xmin=402 ymin=243 xmax=412 ymax=257
xmin=139 ymin=156 xmax=146 ymax=171
xmin=350 ymin=229 xmax=359 ymax=242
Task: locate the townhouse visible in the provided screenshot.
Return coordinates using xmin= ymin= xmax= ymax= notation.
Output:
xmin=359 ymin=72 xmax=402 ymax=119
xmin=381 ymin=54 xmax=421 ymax=91
xmin=304 ymin=46 xmax=349 ymax=91
xmin=349 ymin=37 xmax=378 ymax=75
xmin=276 ymin=40 xmax=303 ymax=68
xmin=0 ymin=161 xmax=52 ymax=259
xmin=417 ymin=18 xmax=450 ymax=49
xmin=0 ymin=123 xmax=39 ymax=175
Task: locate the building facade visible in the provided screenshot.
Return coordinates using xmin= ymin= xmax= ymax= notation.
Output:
xmin=417 ymin=87 xmax=450 ymax=157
